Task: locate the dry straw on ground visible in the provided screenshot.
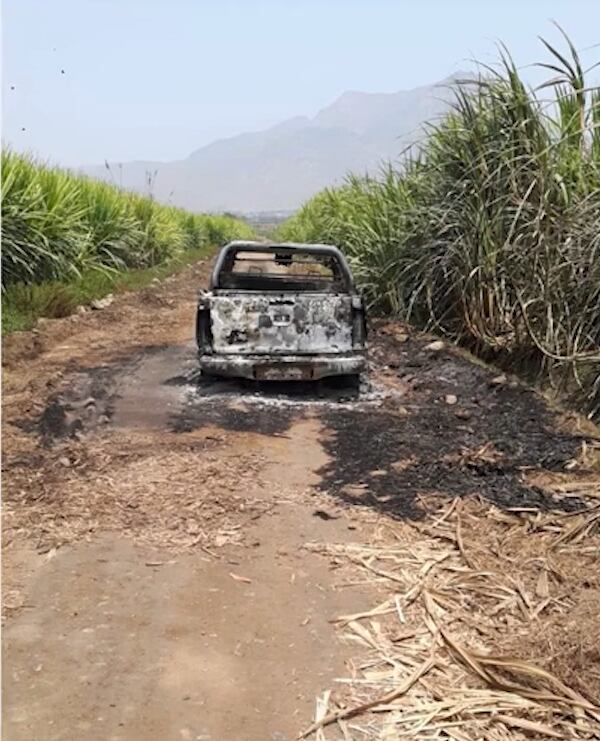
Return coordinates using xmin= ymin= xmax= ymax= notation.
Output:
xmin=3 ymin=430 xmax=269 ymax=556
xmin=303 ymin=484 xmax=600 ymax=740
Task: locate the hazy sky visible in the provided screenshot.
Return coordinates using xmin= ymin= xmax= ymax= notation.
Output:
xmin=2 ymin=0 xmax=599 ymax=167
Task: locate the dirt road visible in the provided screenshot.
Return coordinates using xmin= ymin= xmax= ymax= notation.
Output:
xmin=3 ymin=259 xmax=600 ymax=740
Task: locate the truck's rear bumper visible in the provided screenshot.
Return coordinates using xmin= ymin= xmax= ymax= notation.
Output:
xmin=199 ymin=353 xmax=366 ymax=381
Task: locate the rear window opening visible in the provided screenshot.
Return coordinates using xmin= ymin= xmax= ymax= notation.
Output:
xmin=218 ymin=250 xmax=348 ymax=292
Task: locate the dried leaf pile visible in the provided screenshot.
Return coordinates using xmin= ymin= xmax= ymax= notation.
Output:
xmin=304 ymin=485 xmax=600 ymax=740
xmin=3 ymin=429 xmax=269 ymax=555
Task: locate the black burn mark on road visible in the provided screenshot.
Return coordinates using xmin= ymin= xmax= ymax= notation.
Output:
xmin=170 ymin=400 xmax=297 ymax=436
xmin=20 ymin=364 xmax=119 ymax=446
xmin=317 ymin=328 xmax=587 ymax=518
xmin=169 ymin=376 xmax=358 ymax=436
xmin=20 ymin=346 xmax=169 ymax=446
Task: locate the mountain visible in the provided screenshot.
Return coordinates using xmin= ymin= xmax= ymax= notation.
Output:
xmin=81 ymin=73 xmax=467 ymax=213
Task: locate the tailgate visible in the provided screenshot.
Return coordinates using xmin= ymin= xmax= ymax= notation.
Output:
xmin=210 ymin=293 xmax=354 ymax=355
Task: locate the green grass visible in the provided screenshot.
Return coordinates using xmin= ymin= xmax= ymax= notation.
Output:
xmin=1 ymin=246 xmax=215 ymax=334
xmin=278 ymin=28 xmax=600 ymax=420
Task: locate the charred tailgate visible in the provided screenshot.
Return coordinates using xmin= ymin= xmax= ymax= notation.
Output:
xmin=210 ymin=293 xmax=354 ymax=355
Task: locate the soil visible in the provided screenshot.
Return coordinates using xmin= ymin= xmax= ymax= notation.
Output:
xmin=3 ymin=258 xmax=599 ymax=740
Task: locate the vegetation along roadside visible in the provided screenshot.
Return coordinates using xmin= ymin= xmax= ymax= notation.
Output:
xmin=278 ymin=28 xmax=600 ymax=421
xmin=1 ymin=149 xmax=254 ymax=333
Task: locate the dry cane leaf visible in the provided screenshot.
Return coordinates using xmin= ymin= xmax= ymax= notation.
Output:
xmin=494 ymin=713 xmax=564 ymax=738
xmin=229 ymin=572 xmax=252 ymax=584
xmin=535 ymin=569 xmax=550 ymax=599
xmin=298 ymin=657 xmax=435 ymax=738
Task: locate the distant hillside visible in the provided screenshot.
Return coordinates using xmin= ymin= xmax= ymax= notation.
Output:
xmin=81 ymin=73 xmax=468 ymax=213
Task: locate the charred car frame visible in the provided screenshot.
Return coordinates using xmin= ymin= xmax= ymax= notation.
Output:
xmin=196 ymin=241 xmax=367 ymax=381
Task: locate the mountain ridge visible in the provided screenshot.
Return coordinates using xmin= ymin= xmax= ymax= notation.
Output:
xmin=81 ymin=72 xmax=469 ymax=213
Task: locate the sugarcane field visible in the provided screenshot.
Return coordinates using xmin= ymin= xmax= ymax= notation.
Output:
xmin=2 ymin=5 xmax=600 ymax=741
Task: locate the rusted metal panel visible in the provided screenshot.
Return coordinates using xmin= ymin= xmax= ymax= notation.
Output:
xmin=210 ymin=294 xmax=354 ymax=355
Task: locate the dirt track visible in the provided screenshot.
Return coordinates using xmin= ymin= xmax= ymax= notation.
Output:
xmin=3 ymin=259 xmax=600 ymax=740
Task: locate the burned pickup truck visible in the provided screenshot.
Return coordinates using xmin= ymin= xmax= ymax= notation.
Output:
xmin=196 ymin=241 xmax=367 ymax=381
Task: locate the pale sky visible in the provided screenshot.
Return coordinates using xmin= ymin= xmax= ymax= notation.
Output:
xmin=2 ymin=0 xmax=599 ymax=167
